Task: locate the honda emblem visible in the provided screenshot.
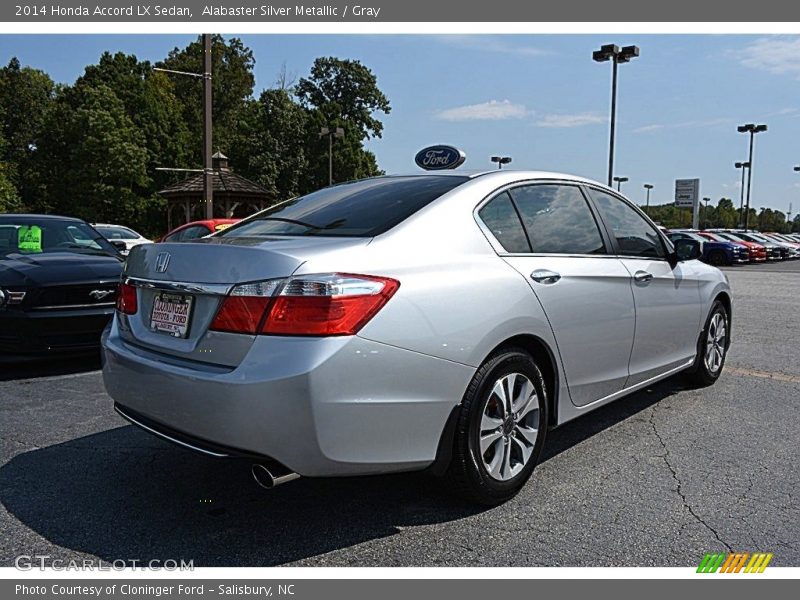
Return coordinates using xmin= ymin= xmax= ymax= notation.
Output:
xmin=155 ymin=252 xmax=171 ymax=273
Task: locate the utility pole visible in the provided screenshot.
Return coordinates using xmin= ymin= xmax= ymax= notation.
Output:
xmin=154 ymin=33 xmax=214 ymax=221
xmin=202 ymin=34 xmax=213 ymax=219
xmin=593 ymin=44 xmax=640 ymax=187
xmin=319 ymin=125 xmax=344 ymax=186
xmin=737 ymin=123 xmax=767 ymax=232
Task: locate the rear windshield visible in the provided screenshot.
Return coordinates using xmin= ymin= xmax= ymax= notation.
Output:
xmin=96 ymin=226 xmax=139 ymax=240
xmin=217 ymin=176 xmax=470 ymax=238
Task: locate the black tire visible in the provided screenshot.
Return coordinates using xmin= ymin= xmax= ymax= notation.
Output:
xmin=685 ymin=300 xmax=729 ymax=388
xmin=708 ymin=250 xmax=727 ymax=267
xmin=445 ymin=347 xmax=548 ymax=505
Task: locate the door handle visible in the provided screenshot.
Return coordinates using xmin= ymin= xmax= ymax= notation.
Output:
xmin=530 ymin=269 xmax=561 ymax=284
xmin=633 ymin=270 xmax=654 ymax=283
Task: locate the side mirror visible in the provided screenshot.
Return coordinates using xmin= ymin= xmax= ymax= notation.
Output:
xmin=672 ymin=238 xmax=702 ymax=264
xmin=109 ymin=240 xmax=128 ymax=254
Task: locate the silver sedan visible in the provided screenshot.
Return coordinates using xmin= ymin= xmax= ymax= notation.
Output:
xmin=102 ymin=171 xmax=731 ymax=504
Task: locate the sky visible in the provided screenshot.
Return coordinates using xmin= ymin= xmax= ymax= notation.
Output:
xmin=2 ymin=33 xmax=800 ymax=216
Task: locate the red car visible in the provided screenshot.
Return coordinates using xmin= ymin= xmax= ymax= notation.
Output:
xmin=698 ymin=231 xmax=766 ymax=262
xmin=159 ymin=219 xmax=239 ymax=243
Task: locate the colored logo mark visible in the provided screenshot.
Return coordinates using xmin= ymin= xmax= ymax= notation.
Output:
xmin=697 ymin=552 xmax=773 ymax=573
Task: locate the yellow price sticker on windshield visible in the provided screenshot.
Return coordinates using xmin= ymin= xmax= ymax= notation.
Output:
xmin=214 ymin=223 xmax=233 ymax=231
xmin=18 ymin=225 xmax=43 ymax=253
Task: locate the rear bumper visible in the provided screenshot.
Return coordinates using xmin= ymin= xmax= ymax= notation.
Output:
xmin=102 ymin=319 xmax=474 ymax=477
xmin=0 ymin=306 xmax=113 ymax=357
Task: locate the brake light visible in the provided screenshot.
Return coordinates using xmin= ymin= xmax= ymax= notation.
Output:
xmin=209 ymin=280 xmax=281 ymax=334
xmin=209 ymin=274 xmax=399 ymax=336
xmin=116 ymin=282 xmax=138 ymax=315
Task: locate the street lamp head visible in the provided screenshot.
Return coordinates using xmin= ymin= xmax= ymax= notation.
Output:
xmin=754 ymin=124 xmax=767 ymax=133
xmin=794 ymin=166 xmax=800 ymax=172
xmin=592 ymin=44 xmax=618 ymax=62
xmin=735 ymin=161 xmax=751 ymax=169
xmin=592 ymin=50 xmax=610 ymax=62
xmin=613 ymin=176 xmax=629 ymax=183
xmin=644 ymin=183 xmax=653 ymax=190
xmin=490 ymin=156 xmax=512 ymax=169
xmin=617 ymin=45 xmax=640 ymax=63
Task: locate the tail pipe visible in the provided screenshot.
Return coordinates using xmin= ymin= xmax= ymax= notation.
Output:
xmin=251 ymin=463 xmax=300 ymax=489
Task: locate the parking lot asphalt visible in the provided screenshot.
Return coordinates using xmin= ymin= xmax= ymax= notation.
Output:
xmin=0 ymin=262 xmax=798 ymax=567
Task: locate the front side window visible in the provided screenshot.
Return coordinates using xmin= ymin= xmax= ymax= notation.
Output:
xmin=508 ymin=184 xmax=606 ymax=255
xmin=589 ymin=189 xmax=666 ymax=258
xmin=180 ymin=225 xmax=212 ymax=241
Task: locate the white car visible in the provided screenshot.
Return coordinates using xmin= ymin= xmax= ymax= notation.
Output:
xmin=92 ymin=224 xmax=152 ymax=255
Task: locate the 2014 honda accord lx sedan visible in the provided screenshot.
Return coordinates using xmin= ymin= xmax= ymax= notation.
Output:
xmin=102 ymin=171 xmax=732 ymax=504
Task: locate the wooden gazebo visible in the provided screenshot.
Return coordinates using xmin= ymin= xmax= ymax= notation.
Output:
xmin=159 ymin=152 xmax=271 ymax=230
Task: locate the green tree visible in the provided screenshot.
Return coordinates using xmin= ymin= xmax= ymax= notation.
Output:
xmin=157 ymin=35 xmax=255 ymax=164
xmin=295 ymin=57 xmax=389 ymax=191
xmin=34 ymin=83 xmax=150 ymax=225
xmin=296 ymin=56 xmax=391 ymax=141
xmin=0 ymin=57 xmax=55 ymax=208
xmin=78 ymin=52 xmax=192 ymax=194
xmin=242 ymin=88 xmax=308 ymax=202
xmin=0 ymin=128 xmax=21 ymax=211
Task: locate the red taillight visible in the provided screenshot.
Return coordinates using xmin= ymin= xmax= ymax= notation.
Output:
xmin=209 ymin=296 xmax=271 ymax=334
xmin=116 ymin=282 xmax=138 ymax=315
xmin=209 ymin=274 xmax=399 ymax=337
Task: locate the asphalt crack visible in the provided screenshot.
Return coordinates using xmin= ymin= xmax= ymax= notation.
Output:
xmin=648 ymin=406 xmax=732 ymax=552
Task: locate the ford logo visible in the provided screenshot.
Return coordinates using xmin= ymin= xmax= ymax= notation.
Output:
xmin=414 ymin=145 xmax=466 ymax=171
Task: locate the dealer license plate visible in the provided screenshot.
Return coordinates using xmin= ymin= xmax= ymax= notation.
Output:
xmin=150 ymin=292 xmax=193 ymax=338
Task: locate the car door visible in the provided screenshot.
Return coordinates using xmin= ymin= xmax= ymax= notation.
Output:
xmin=587 ymin=188 xmax=702 ymax=386
xmin=477 ymin=182 xmax=636 ymax=407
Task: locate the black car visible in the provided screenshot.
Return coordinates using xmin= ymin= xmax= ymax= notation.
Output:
xmin=0 ymin=214 xmax=124 ymax=360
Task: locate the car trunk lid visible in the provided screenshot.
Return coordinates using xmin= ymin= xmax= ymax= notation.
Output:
xmin=117 ymin=236 xmax=370 ymax=366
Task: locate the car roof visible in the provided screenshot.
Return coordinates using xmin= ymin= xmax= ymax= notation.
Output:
xmin=388 ymin=169 xmax=613 ymax=188
xmin=0 ymin=213 xmax=86 ymax=222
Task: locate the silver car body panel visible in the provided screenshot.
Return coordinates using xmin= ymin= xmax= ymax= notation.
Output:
xmin=103 ymin=170 xmax=731 ymax=477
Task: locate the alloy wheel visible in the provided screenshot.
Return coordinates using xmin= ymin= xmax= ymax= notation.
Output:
xmin=704 ymin=312 xmax=727 ymax=373
xmin=479 ymin=372 xmax=539 ymax=482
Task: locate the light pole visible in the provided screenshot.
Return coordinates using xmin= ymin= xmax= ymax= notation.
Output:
xmin=737 ymin=123 xmax=767 ymax=231
xmin=490 ymin=156 xmax=512 ymax=170
xmin=613 ymin=176 xmax=628 ymax=191
xmin=643 ymin=183 xmax=653 ymax=213
xmin=593 ymin=43 xmax=640 ymax=187
xmin=734 ymin=161 xmax=750 ymax=228
xmin=702 ymin=197 xmax=711 ymax=229
xmin=154 ymin=33 xmax=214 ymax=220
xmin=319 ymin=125 xmax=344 ymax=186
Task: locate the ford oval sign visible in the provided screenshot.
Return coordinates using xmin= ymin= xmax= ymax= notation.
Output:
xmin=415 ymin=145 xmax=466 ymax=171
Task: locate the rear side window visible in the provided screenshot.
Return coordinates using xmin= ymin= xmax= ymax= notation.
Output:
xmin=509 ymin=184 xmax=606 ymax=255
xmin=478 ymin=192 xmax=531 ymax=253
xmin=589 ymin=189 xmax=666 ymax=258
xmin=219 ymin=176 xmax=470 ymax=238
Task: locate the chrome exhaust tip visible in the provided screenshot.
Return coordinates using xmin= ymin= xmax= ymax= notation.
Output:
xmin=251 ymin=463 xmax=300 ymax=489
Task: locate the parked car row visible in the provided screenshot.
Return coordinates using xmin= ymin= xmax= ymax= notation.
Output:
xmin=0 ymin=215 xmax=242 ymax=361
xmin=665 ymin=228 xmax=800 ymax=266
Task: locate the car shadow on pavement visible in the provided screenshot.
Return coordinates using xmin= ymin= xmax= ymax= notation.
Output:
xmin=0 ymin=354 xmax=101 ymax=382
xmin=0 ymin=378 xmax=684 ymax=567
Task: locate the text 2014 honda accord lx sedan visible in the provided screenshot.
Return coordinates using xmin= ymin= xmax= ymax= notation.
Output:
xmin=102 ymin=171 xmax=732 ymax=504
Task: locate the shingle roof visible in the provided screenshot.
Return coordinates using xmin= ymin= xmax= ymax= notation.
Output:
xmin=159 ymin=170 xmax=269 ymax=199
